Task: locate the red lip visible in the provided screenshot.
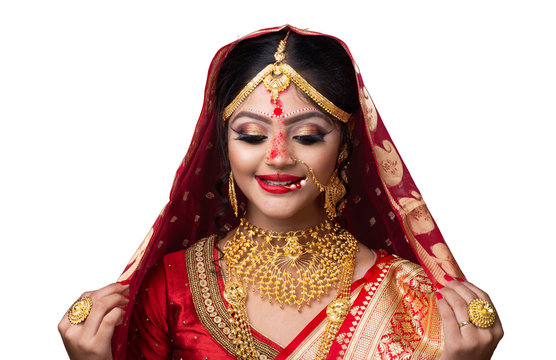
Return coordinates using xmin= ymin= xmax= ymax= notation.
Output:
xmin=257 ymin=174 xmax=304 ymax=181
xmin=255 ymin=174 xmax=306 ymax=194
xmin=256 ymin=177 xmax=292 ymax=194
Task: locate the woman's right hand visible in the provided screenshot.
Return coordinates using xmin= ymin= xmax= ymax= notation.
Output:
xmin=58 ymin=283 xmax=129 ymax=360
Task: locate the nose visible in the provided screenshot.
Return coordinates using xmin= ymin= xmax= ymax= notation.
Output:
xmin=265 ymin=131 xmax=295 ymax=168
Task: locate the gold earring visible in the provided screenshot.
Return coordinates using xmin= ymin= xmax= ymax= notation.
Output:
xmin=324 ymin=149 xmax=349 ymax=218
xmin=228 ymin=171 xmax=238 ymax=217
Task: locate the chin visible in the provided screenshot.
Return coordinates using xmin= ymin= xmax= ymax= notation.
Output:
xmin=249 ymin=194 xmax=324 ymax=224
xmin=258 ymin=204 xmax=300 ymax=220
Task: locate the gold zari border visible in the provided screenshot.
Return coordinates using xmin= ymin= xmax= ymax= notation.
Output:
xmin=186 ymin=236 xmax=279 ymax=359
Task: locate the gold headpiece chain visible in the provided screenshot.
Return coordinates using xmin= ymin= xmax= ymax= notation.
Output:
xmin=223 ymin=31 xmax=352 ymax=123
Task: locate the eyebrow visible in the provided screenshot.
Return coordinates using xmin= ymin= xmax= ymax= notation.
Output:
xmin=231 ymin=110 xmax=333 ymax=127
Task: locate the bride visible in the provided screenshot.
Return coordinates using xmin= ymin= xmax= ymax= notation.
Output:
xmin=59 ymin=25 xmax=502 ymax=359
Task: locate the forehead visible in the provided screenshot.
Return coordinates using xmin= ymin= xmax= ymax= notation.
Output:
xmin=238 ymin=83 xmax=315 ymax=112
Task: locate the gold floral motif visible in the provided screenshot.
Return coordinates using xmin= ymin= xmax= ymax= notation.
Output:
xmin=373 ymin=140 xmax=403 ymax=186
xmin=337 ymin=258 xmax=443 ymax=360
xmin=398 ymin=191 xmax=435 ymax=235
xmin=360 ymin=86 xmax=378 ymax=131
xmin=431 ymin=243 xmax=464 ymax=279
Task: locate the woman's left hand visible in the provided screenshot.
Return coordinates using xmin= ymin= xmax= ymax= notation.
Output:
xmin=436 ymin=276 xmax=503 ymax=360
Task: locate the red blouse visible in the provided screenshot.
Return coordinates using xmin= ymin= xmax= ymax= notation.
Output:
xmin=127 ymin=248 xmax=282 ymax=359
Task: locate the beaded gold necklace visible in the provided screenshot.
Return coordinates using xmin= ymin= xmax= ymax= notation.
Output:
xmin=223 ymin=218 xmax=358 ymax=360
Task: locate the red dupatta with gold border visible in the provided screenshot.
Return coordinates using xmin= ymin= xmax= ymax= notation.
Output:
xmin=111 ymin=25 xmax=463 ymax=359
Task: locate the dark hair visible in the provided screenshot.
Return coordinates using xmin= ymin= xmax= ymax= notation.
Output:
xmin=214 ymin=29 xmax=359 ymax=231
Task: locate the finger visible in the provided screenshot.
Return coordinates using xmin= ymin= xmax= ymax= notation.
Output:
xmin=435 ymin=293 xmax=463 ymax=341
xmin=61 ymin=283 xmax=128 ymax=326
xmin=58 ymin=291 xmax=95 ymax=334
xmin=58 ymin=311 xmax=71 ymax=334
xmin=460 ymin=281 xmax=504 ymax=336
xmin=81 ymin=293 xmax=129 ymax=338
xmin=459 ymin=280 xmax=491 ymax=302
xmin=95 ymin=306 xmax=126 ymax=346
xmin=92 ymin=282 xmax=130 ymax=298
xmin=444 ymin=277 xmax=479 ymax=303
xmin=440 ymin=286 xmax=476 ymax=328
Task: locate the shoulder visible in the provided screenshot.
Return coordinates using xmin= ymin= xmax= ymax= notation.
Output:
xmin=154 ymin=234 xmax=219 ymax=275
xmin=384 ymin=255 xmax=436 ymax=292
xmin=360 ymin=254 xmax=443 ymax=356
xmin=138 ymin=236 xmax=211 ymax=295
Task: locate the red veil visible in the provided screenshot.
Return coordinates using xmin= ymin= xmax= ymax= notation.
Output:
xmin=111 ymin=25 xmax=464 ymax=358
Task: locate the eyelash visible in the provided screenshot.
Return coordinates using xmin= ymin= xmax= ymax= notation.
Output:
xmin=232 ymin=129 xmax=327 ymax=145
xmin=292 ymin=134 xmax=326 ymax=145
xmin=232 ymin=128 xmax=267 ymax=144
xmin=235 ymin=133 xmax=267 ymax=144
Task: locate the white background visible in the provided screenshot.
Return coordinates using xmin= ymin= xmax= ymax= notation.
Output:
xmin=1 ymin=1 xmax=554 ymax=358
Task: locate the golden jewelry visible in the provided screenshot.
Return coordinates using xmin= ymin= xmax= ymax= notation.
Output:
xmin=68 ymin=296 xmax=92 ymax=325
xmin=458 ymin=321 xmax=471 ymax=328
xmin=223 ymin=32 xmax=351 ymax=123
xmin=294 ymin=150 xmax=349 ymax=218
xmin=223 ymin=218 xmax=358 ymax=359
xmin=468 ymin=298 xmax=497 ymax=328
xmin=228 ymin=171 xmax=238 ymax=217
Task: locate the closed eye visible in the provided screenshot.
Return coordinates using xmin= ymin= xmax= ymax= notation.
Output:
xmin=292 ymin=134 xmax=326 ymax=145
xmin=232 ymin=128 xmax=267 ymax=144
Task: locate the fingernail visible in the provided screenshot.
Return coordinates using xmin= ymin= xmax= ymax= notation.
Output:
xmin=119 ymin=279 xmax=131 ymax=285
xmin=436 ymin=292 xmax=443 ymax=300
xmin=124 ymin=295 xmax=130 ymax=300
xmin=436 ymin=284 xmax=444 ymax=290
xmin=456 ymin=277 xmax=465 ymax=283
xmin=444 ymin=274 xmax=454 ymax=282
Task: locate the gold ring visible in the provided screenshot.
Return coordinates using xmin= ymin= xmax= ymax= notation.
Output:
xmin=458 ymin=321 xmax=471 ymax=328
xmin=468 ymin=298 xmax=496 ymax=328
xmin=68 ymin=296 xmax=93 ymax=325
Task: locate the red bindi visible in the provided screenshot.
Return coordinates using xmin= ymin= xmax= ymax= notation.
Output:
xmin=273 ymin=107 xmax=283 ymax=116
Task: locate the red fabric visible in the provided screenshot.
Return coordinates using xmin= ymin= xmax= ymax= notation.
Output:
xmin=126 ymin=249 xmax=392 ymax=359
xmin=127 ymin=250 xmax=283 ymax=359
xmin=127 ymin=251 xmax=235 ymax=359
xmin=111 ymin=25 xmax=464 ymax=358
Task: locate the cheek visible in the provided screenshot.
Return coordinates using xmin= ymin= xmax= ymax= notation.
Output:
xmin=227 ymin=138 xmax=263 ymax=175
xmin=317 ymin=148 xmax=340 ymax=175
xmin=298 ymin=137 xmax=342 ymax=179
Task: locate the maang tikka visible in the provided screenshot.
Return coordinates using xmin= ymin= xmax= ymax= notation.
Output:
xmin=222 ymin=30 xmax=352 ymax=123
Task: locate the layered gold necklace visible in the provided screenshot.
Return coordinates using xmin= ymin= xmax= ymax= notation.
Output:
xmin=223 ymin=218 xmax=358 ymax=360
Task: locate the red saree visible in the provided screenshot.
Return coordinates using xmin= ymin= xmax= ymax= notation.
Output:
xmin=111 ymin=25 xmax=464 ymax=359
xmin=127 ymin=237 xmax=442 ymax=359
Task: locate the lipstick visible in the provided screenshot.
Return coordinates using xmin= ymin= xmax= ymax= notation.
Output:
xmin=256 ymin=174 xmax=306 ymax=194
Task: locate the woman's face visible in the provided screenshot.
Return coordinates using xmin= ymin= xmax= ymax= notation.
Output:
xmin=227 ymin=84 xmax=342 ymax=230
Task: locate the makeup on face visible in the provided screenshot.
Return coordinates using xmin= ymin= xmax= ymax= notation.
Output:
xmin=230 ymin=107 xmax=334 ymax=194
xmin=230 ymin=108 xmax=334 ymax=144
xmin=255 ymin=173 xmax=307 ymax=194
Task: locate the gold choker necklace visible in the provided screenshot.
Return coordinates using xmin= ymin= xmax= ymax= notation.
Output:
xmin=223 ymin=218 xmax=358 ymax=359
